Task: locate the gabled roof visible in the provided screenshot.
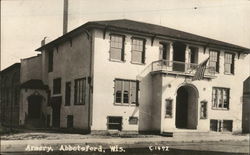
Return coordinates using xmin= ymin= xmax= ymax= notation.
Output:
xmin=0 ymin=63 xmax=20 ymax=73
xmin=36 ymin=19 xmax=250 ymax=53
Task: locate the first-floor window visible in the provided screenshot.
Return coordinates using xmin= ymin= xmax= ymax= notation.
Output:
xmin=200 ymin=101 xmax=207 ymax=119
xmin=129 ymin=117 xmax=138 ymax=125
xmin=107 ymin=116 xmax=122 ymax=131
xmin=165 ymin=99 xmax=173 ymax=118
xmin=210 ymin=119 xmax=233 ymax=132
xmin=74 ymin=78 xmax=86 ymax=105
xmin=65 ymin=82 xmax=71 ymax=106
xmin=212 ymin=87 xmax=230 ymax=109
xmin=114 ymin=79 xmax=139 ymax=106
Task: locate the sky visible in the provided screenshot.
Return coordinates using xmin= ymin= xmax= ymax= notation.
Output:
xmin=1 ymin=0 xmax=250 ymax=70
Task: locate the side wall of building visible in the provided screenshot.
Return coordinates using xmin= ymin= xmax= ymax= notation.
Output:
xmin=43 ymin=32 xmax=91 ymax=129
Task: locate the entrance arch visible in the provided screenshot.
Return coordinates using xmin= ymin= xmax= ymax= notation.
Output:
xmin=175 ymin=84 xmax=199 ymax=129
xmin=28 ymin=94 xmax=42 ymax=119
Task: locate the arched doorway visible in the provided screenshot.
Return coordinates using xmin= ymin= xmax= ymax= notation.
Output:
xmin=175 ymin=85 xmax=198 ymax=129
xmin=28 ymin=95 xmax=42 ymax=118
xmin=26 ymin=94 xmax=43 ymax=128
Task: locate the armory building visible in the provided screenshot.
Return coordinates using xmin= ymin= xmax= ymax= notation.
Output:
xmin=1 ymin=19 xmax=250 ymax=134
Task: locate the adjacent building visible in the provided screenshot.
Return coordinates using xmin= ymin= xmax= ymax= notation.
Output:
xmin=242 ymin=76 xmax=250 ymax=133
xmin=0 ymin=63 xmax=21 ymax=127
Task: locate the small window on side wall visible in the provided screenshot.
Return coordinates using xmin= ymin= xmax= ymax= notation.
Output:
xmin=200 ymin=101 xmax=207 ymax=119
xmin=165 ymin=99 xmax=173 ymax=118
xmin=129 ymin=117 xmax=138 ymax=125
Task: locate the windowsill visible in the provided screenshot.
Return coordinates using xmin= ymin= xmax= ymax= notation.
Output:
xmin=165 ymin=116 xmax=172 ymax=118
xmin=74 ymin=103 xmax=85 ymax=106
xmin=200 ymin=118 xmax=207 ymax=120
xmin=109 ymin=59 xmax=126 ymax=63
xmin=114 ymin=103 xmax=137 ymax=107
xmin=224 ymin=73 xmax=234 ymax=75
xmin=130 ymin=61 xmax=146 ymax=65
xmin=52 ymin=94 xmax=62 ymax=97
xmin=211 ymin=108 xmax=229 ymax=111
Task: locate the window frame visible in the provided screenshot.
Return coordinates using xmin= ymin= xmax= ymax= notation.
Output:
xmin=109 ymin=34 xmax=125 ymax=62
xmin=131 ymin=37 xmax=146 ymax=64
xmin=209 ymin=50 xmax=220 ymax=73
xmin=74 ymin=78 xmax=86 ymax=105
xmin=200 ymin=101 xmax=207 ymax=119
xmin=212 ymin=87 xmax=230 ymax=110
xmin=114 ymin=78 xmax=139 ymax=106
xmin=224 ymin=52 xmax=235 ymax=75
xmin=53 ymin=78 xmax=61 ymax=95
xmin=165 ymin=99 xmax=173 ymax=118
xmin=48 ymin=49 xmax=54 ymax=72
xmin=107 ymin=116 xmax=123 ymax=131
xmin=210 ymin=119 xmax=233 ymax=132
xmin=65 ymin=81 xmax=71 ymax=106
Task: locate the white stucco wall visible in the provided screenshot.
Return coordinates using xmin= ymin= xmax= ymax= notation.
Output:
xmin=44 ymin=33 xmax=91 ymax=129
xmin=91 ymin=28 xmax=250 ymax=133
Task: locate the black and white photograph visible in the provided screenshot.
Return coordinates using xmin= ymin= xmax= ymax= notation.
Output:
xmin=0 ymin=0 xmax=250 ymax=154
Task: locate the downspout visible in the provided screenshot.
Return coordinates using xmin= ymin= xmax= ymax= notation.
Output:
xmin=81 ymin=28 xmax=93 ymax=133
xmin=88 ymin=31 xmax=93 ymax=133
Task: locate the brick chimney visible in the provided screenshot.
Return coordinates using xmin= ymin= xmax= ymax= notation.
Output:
xmin=63 ymin=0 xmax=68 ymax=34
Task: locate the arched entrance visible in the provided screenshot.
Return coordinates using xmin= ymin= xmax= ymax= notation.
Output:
xmin=26 ymin=94 xmax=44 ymax=128
xmin=175 ymin=84 xmax=198 ymax=129
xmin=28 ymin=95 xmax=42 ymax=119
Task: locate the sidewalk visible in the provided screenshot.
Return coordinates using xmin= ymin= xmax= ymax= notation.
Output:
xmin=1 ymin=132 xmax=249 ymax=154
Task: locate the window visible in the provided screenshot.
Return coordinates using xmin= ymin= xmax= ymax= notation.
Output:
xmin=200 ymin=101 xmax=207 ymax=119
xmin=212 ymin=87 xmax=230 ymax=109
xmin=224 ymin=52 xmax=235 ymax=74
xmin=65 ymin=82 xmax=71 ymax=106
xmin=110 ymin=35 xmax=125 ymax=61
xmin=53 ymin=78 xmax=61 ymax=94
xmin=48 ymin=50 xmax=54 ymax=72
xmin=165 ymin=99 xmax=173 ymax=118
xmin=107 ymin=116 xmax=122 ymax=130
xmin=129 ymin=117 xmax=138 ymax=125
xmin=114 ymin=79 xmax=139 ymax=106
xmin=131 ymin=38 xmax=145 ymax=64
xmin=74 ymin=78 xmax=86 ymax=105
xmin=209 ymin=50 xmax=220 ymax=73
xmin=210 ymin=119 xmax=233 ymax=132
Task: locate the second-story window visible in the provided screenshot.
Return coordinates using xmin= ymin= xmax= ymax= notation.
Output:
xmin=48 ymin=49 xmax=54 ymax=72
xmin=212 ymin=87 xmax=230 ymax=110
xmin=114 ymin=79 xmax=139 ymax=106
xmin=110 ymin=35 xmax=125 ymax=61
xmin=224 ymin=52 xmax=235 ymax=74
xmin=53 ymin=78 xmax=61 ymax=94
xmin=74 ymin=78 xmax=86 ymax=105
xmin=209 ymin=50 xmax=220 ymax=73
xmin=131 ymin=38 xmax=145 ymax=64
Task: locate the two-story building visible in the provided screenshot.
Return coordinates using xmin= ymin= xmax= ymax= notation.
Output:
xmin=33 ymin=19 xmax=249 ymax=134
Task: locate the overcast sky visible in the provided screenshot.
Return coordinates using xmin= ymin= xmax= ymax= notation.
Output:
xmin=1 ymin=0 xmax=250 ymax=70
